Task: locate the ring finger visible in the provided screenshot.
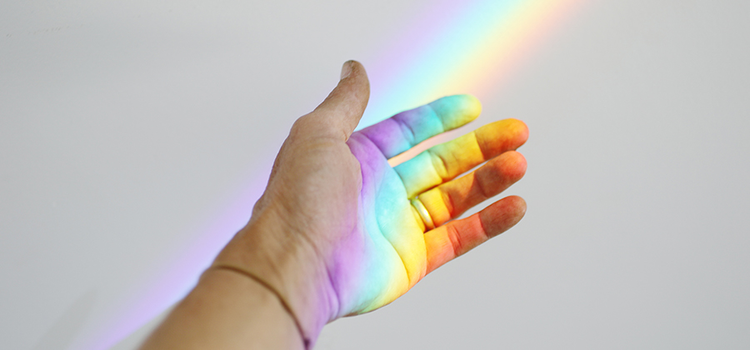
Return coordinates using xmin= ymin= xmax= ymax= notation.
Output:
xmin=412 ymin=150 xmax=526 ymax=229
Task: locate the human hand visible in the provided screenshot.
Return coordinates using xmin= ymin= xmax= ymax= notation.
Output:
xmin=213 ymin=61 xmax=528 ymax=347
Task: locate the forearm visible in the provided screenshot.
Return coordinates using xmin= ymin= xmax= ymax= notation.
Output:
xmin=140 ymin=206 xmax=332 ymax=349
xmin=138 ymin=266 xmax=305 ymax=350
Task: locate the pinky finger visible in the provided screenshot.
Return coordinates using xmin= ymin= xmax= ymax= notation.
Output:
xmin=424 ymin=196 xmax=527 ymax=274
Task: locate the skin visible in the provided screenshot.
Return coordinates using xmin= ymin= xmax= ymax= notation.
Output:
xmin=139 ymin=61 xmax=528 ymax=349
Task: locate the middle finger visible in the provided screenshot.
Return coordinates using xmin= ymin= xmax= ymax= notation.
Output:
xmin=394 ymin=118 xmax=528 ymax=198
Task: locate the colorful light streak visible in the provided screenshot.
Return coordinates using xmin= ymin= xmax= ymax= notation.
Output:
xmin=363 ymin=0 xmax=585 ymax=129
xmin=92 ymin=0 xmax=585 ymax=348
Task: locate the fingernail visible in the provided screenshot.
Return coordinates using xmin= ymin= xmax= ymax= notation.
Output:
xmin=340 ymin=60 xmax=353 ymax=80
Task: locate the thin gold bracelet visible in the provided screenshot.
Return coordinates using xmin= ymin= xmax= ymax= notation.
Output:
xmin=206 ymin=262 xmax=311 ymax=349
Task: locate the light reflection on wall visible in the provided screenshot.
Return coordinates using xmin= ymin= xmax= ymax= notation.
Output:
xmin=94 ymin=0 xmax=585 ymax=348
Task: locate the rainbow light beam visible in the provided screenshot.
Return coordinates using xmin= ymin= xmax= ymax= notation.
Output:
xmin=362 ymin=0 xmax=585 ymax=129
xmin=90 ymin=0 xmax=586 ymax=348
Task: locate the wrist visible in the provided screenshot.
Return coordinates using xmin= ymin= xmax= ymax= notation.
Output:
xmin=140 ymin=263 xmax=306 ymax=350
xmin=212 ymin=204 xmax=336 ymax=347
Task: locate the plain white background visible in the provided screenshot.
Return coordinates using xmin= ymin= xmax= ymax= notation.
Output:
xmin=2 ymin=0 xmax=749 ymax=349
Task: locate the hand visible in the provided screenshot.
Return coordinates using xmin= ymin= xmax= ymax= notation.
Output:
xmin=214 ymin=61 xmax=528 ymax=346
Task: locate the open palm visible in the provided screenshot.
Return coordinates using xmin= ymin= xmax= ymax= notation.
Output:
xmin=331 ymin=94 xmax=528 ymax=318
xmin=213 ymin=62 xmax=528 ymax=347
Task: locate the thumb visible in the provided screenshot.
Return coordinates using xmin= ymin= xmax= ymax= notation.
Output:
xmin=309 ymin=60 xmax=370 ymax=140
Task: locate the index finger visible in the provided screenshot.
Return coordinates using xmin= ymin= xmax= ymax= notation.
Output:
xmin=357 ymin=95 xmax=482 ymax=159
